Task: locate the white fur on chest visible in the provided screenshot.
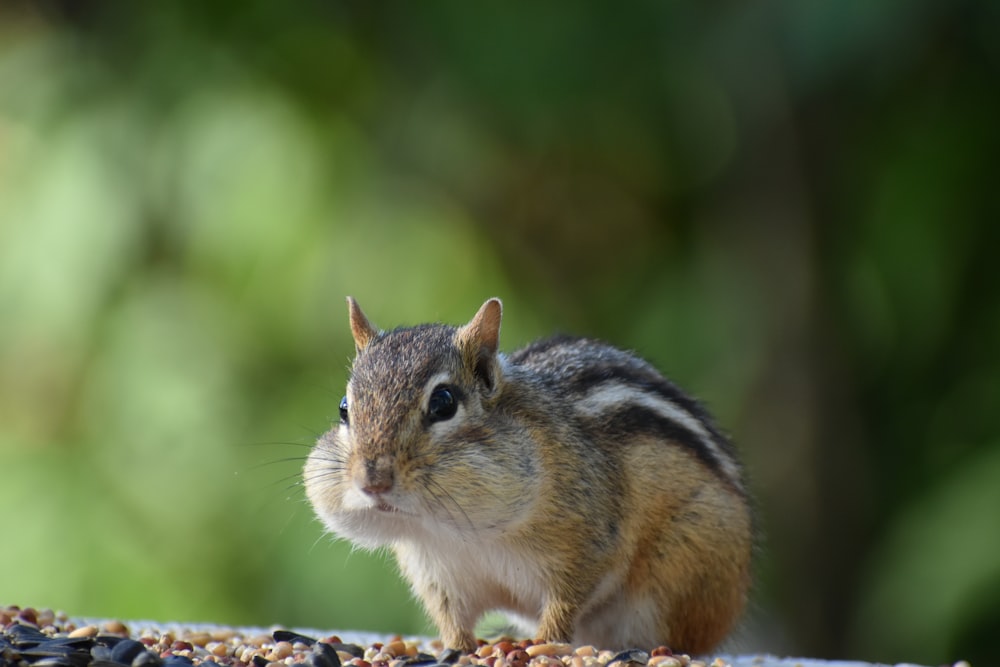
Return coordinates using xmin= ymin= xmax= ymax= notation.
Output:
xmin=393 ymin=532 xmax=548 ymax=621
xmin=392 ymin=532 xmax=659 ymax=647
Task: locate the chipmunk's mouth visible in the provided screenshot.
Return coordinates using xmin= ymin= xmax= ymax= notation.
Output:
xmin=368 ymin=495 xmax=415 ymax=516
xmin=342 ymin=486 xmax=415 ymax=517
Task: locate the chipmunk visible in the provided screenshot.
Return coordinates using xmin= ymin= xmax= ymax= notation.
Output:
xmin=304 ymin=298 xmax=753 ymax=654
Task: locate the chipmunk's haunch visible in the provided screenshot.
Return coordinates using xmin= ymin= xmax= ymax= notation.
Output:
xmin=304 ymin=298 xmax=753 ymax=654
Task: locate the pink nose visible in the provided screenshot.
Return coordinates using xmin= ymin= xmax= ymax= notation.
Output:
xmin=361 ymin=475 xmax=393 ymax=496
xmin=355 ymin=454 xmax=395 ymax=495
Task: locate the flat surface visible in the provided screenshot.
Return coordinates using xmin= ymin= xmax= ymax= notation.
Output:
xmin=91 ymin=620 xmax=946 ymax=667
xmin=1 ymin=607 xmax=954 ymax=667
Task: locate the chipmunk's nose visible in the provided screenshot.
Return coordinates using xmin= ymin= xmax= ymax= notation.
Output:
xmin=355 ymin=454 xmax=395 ymax=495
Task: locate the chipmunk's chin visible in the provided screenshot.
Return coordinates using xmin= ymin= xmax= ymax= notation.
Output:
xmin=318 ymin=487 xmax=428 ymax=548
xmin=319 ymin=507 xmax=408 ymax=549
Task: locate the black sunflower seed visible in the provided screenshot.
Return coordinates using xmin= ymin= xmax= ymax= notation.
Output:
xmin=110 ymin=639 xmax=147 ymax=665
xmin=326 ymin=643 xmax=363 ymax=659
xmin=315 ymin=642 xmax=342 ymax=667
xmin=307 ymin=642 xmax=340 ymax=667
xmin=161 ymin=657 xmax=193 ymax=667
xmin=437 ymin=649 xmax=463 ymax=664
xmin=37 ymin=638 xmax=93 ymax=651
xmin=90 ymin=660 xmax=128 ymax=667
xmin=21 ymin=647 xmax=76 ymax=659
xmin=31 ymin=659 xmax=77 ymax=667
xmin=91 ymin=646 xmax=113 ymax=661
xmin=5 ymin=624 xmax=49 ymax=647
xmin=132 ymin=651 xmax=162 ymax=667
xmin=273 ymin=631 xmax=317 ymax=646
xmin=609 ymin=649 xmax=649 ymax=667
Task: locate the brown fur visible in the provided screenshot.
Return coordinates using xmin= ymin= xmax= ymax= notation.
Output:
xmin=304 ymin=298 xmax=753 ymax=654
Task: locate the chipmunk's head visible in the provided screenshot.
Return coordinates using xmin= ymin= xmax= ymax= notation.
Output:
xmin=304 ymin=297 xmax=538 ymax=549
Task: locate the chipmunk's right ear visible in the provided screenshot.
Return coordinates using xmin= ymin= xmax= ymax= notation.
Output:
xmin=346 ymin=296 xmax=378 ymax=353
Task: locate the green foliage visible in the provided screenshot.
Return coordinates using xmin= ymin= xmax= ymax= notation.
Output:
xmin=0 ymin=2 xmax=997 ymax=665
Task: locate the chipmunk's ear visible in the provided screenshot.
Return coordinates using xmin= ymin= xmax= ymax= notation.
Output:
xmin=457 ymin=298 xmax=503 ymax=390
xmin=346 ymin=296 xmax=378 ymax=353
xmin=459 ymin=298 xmax=502 ymax=356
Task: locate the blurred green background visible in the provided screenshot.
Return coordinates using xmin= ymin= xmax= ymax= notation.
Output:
xmin=1 ymin=1 xmax=998 ymax=665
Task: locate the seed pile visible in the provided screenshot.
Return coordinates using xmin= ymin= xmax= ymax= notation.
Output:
xmin=0 ymin=606 xmax=732 ymax=667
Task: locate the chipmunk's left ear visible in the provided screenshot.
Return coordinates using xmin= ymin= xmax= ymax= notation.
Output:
xmin=458 ymin=298 xmax=502 ymax=356
xmin=457 ymin=298 xmax=503 ymax=389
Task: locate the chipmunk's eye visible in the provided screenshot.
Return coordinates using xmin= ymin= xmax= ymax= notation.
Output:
xmin=427 ymin=385 xmax=458 ymax=423
xmin=339 ymin=396 xmax=349 ymax=425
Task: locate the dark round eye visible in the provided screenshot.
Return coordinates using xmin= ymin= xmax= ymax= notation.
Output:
xmin=339 ymin=396 xmax=349 ymax=425
xmin=427 ymin=385 xmax=458 ymax=423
